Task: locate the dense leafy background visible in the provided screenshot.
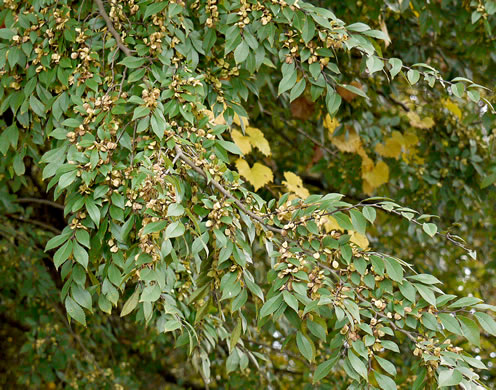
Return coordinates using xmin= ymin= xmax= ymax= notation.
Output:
xmin=0 ymin=0 xmax=495 ymax=389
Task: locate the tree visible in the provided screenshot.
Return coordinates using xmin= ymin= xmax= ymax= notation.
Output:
xmin=0 ymin=0 xmax=495 ymax=388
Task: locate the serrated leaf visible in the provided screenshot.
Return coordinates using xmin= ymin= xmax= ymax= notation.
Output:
xmin=474 ymin=312 xmax=496 ymax=336
xmin=347 ymin=350 xmax=368 ymax=380
xmin=283 ymin=290 xmax=299 ymax=313
xmin=313 ymin=356 xmax=338 ymax=383
xmin=120 ymin=289 xmax=140 ymax=317
xmin=383 ymin=257 xmax=404 ymax=283
xmin=362 ymin=206 xmax=376 ymax=224
xmin=458 ymin=315 xmax=480 ymax=346
xmin=375 ymin=356 xmax=396 ymax=376
xmin=296 ymin=331 xmax=314 ymax=362
xmin=118 ymin=56 xmax=146 ymax=68
xmin=259 ymin=293 xmax=283 ymax=318
xmin=374 ymin=371 xmax=397 ymax=390
xmin=438 ymin=369 xmax=462 ymax=387
xmin=414 ymin=283 xmax=437 ymax=307
xmin=71 ymin=284 xmax=92 ymax=312
xmin=65 ymin=296 xmax=86 ymax=326
xmin=422 ymin=223 xmax=437 ymax=237
xmin=388 ymin=58 xmax=403 ymax=79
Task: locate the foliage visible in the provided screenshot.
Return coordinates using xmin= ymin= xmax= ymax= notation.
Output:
xmin=0 ymin=0 xmax=496 ymax=388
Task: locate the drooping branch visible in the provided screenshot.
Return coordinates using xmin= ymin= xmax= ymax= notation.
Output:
xmin=174 ymin=145 xmax=284 ymax=234
xmin=94 ymin=0 xmax=132 ymax=56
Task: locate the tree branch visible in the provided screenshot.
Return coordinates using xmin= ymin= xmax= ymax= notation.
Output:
xmin=174 ymin=145 xmax=284 ymax=234
xmin=14 ymin=197 xmax=65 ymax=210
xmin=94 ymin=0 xmax=132 ymax=56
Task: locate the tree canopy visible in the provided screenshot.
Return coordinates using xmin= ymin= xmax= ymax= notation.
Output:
xmin=0 ymin=0 xmax=496 ymax=388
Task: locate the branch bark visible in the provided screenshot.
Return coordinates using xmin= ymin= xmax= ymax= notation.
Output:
xmin=94 ymin=0 xmax=132 ymax=56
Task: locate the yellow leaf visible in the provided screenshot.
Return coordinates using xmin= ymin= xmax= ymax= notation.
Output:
xmin=329 ymin=127 xmax=362 ymax=153
xmin=203 ymin=109 xmax=226 ymax=125
xmin=350 ymin=231 xmax=369 ymax=249
xmin=362 ymin=160 xmax=389 ymax=193
xmin=323 ymin=114 xmax=339 ymax=134
xmin=323 ymin=216 xmax=342 ymax=232
xmin=361 ymin=153 xmax=374 ymax=172
xmin=403 ymin=129 xmax=419 ymax=147
xmin=282 ymin=172 xmax=310 ymax=199
xmin=442 ymin=99 xmax=462 ymax=119
xmin=246 ymin=127 xmax=271 ymax=156
xmin=231 ymin=130 xmax=252 ymax=155
xmin=407 ymin=111 xmax=435 ymax=129
xmin=233 ymin=113 xmax=249 ymax=128
xmin=375 ymin=131 xmax=405 ymax=160
xmin=235 ymin=159 xmax=273 ymax=191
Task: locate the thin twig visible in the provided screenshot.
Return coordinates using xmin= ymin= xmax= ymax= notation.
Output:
xmin=4 ymin=214 xmax=61 ymax=234
xmin=94 ymin=0 xmax=132 ymax=56
xmin=14 ymin=198 xmax=65 ymax=210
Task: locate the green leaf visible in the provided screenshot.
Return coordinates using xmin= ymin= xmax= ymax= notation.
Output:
xmin=407 ymin=274 xmax=442 ymax=285
xmin=167 ymin=203 xmax=185 ymax=217
xmin=278 ymin=65 xmax=297 ymax=95
xmin=422 ymin=223 xmax=437 ymax=237
xmin=140 ymin=284 xmax=161 ymax=302
xmin=142 ymin=220 xmax=168 ymax=235
xmin=326 ymin=87 xmax=342 ymax=115
xmin=53 ymin=240 xmax=73 ymax=269
xmin=165 ymin=221 xmax=185 ymax=238
xmin=398 ymin=280 xmax=416 ymax=302
xmin=259 ymin=293 xmax=283 ymax=318
xmin=347 ymin=350 xmax=368 ymax=380
xmin=467 ymin=89 xmax=480 ymax=103
xmin=302 ymin=17 xmax=316 ymax=44
xmin=217 ymin=140 xmax=242 ymax=155
xmin=451 ymin=82 xmax=465 ymax=98
xmin=307 ymin=319 xmax=327 ymax=341
xmin=438 ymin=369 xmax=462 ymax=387
xmin=283 ymin=290 xmax=299 ymax=313
xmin=362 ymin=206 xmax=376 ymax=224
xmin=375 ymin=357 xmax=396 ymax=376
xmin=73 ymin=241 xmax=89 ymax=269
xmin=65 ymin=296 xmax=86 ymax=326
xmin=313 ymin=356 xmax=338 ymax=383
xmin=290 ymin=79 xmax=306 ymax=102
xmin=71 ymin=284 xmax=92 ymax=312
xmin=132 ymin=106 xmax=150 ymax=121
xmin=414 ymin=283 xmax=437 ymax=307
xmin=366 ymin=55 xmax=384 ymax=74
xmin=0 ymin=28 xmax=16 ymax=40
xmin=118 ymin=56 xmax=146 ymax=68
xmin=143 ymin=2 xmax=167 ymax=19
xmin=438 ymin=313 xmax=463 ymax=336
xmin=448 ymin=296 xmax=482 ymax=308
xmin=458 ymin=315 xmax=481 ymax=346
xmin=120 ymin=288 xmax=140 ymax=317
xmin=407 ymin=69 xmax=420 ymax=85
xmin=45 ymin=231 xmax=71 ymax=251
xmin=374 ymin=371 xmax=397 ymax=390
xmin=234 ymin=40 xmax=250 ymax=64
xmin=388 ymin=58 xmax=403 ymax=79
xmin=350 ymin=209 xmax=367 ymax=235
xmin=85 ymin=198 xmax=100 ymax=227
xmin=296 ymin=331 xmax=314 ymax=362
xmin=29 ymin=95 xmax=46 ymax=117
xmin=474 ymin=312 xmax=496 ymax=336
xmin=383 ymin=257 xmax=404 ymax=283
